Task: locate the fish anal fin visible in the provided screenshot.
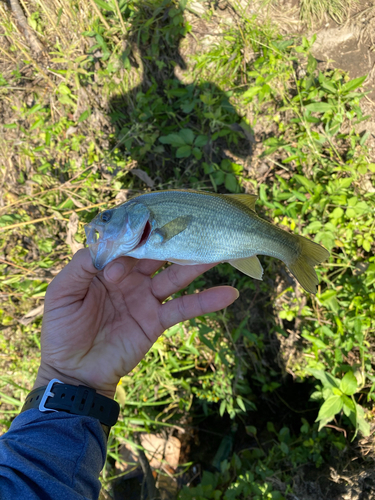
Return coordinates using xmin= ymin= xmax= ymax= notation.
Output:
xmin=156 ymin=215 xmax=193 ymax=243
xmin=229 ymin=255 xmax=263 ymax=280
xmin=225 ymin=194 xmax=257 ymax=212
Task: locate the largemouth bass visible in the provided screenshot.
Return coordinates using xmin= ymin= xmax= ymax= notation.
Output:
xmin=85 ymin=190 xmax=329 ymax=293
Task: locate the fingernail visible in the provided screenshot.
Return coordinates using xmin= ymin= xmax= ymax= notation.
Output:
xmin=234 ymin=288 xmax=240 ymax=299
xmin=105 ymin=262 xmax=126 ymax=283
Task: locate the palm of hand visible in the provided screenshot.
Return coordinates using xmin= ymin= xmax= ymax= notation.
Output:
xmin=37 ymin=249 xmax=237 ymax=398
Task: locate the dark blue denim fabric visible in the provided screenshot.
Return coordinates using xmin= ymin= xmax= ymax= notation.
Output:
xmin=0 ymin=409 xmax=107 ymax=499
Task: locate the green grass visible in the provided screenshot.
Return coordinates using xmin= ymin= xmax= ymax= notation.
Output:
xmin=1 ymin=0 xmax=374 ymax=497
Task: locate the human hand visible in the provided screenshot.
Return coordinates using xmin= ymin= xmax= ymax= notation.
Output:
xmin=33 ymin=249 xmax=239 ymax=398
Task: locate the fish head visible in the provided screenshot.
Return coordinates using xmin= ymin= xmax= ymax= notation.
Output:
xmin=84 ymin=202 xmax=151 ymax=270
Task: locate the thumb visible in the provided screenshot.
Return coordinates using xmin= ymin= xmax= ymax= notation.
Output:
xmin=46 ymin=248 xmax=100 ymax=302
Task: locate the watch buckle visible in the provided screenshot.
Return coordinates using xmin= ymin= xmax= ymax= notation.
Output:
xmin=39 ymin=378 xmax=63 ymax=413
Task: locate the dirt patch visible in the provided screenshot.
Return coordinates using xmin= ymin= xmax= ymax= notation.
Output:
xmin=312 ymin=22 xmax=375 ymax=98
xmin=292 ymin=464 xmax=375 ymax=500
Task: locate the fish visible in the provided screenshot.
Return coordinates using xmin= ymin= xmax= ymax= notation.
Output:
xmin=84 ymin=189 xmax=330 ymax=294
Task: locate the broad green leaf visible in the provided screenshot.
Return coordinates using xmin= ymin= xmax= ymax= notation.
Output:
xmin=0 ymin=214 xmax=23 ymax=226
xmin=236 ymin=396 xmax=246 ymax=412
xmin=318 ymin=289 xmax=339 ymax=314
xmin=305 ymin=102 xmax=334 ymax=113
xmin=316 ymin=395 xmax=343 ymax=423
xmin=339 ymin=177 xmax=353 ymax=188
xmin=305 ymin=220 xmax=322 ymax=233
xmin=242 ymin=86 xmax=262 ymax=100
xmin=342 ymin=394 xmax=355 ymax=414
xmin=280 ymin=442 xmax=289 ymax=454
xmin=181 ymin=101 xmax=195 ymax=113
xmin=159 ymin=134 xmax=186 ymax=147
xmin=225 ymin=173 xmax=238 ymax=192
xmin=347 ymin=402 xmax=370 ymax=439
xmin=341 ymin=75 xmax=366 ymax=93
xmin=354 ymin=404 xmax=370 ymax=437
xmin=194 ymin=135 xmax=208 ymax=147
xmin=211 ymin=170 xmax=225 ymax=186
xmin=219 ymin=400 xmax=226 ymax=417
xmin=179 ymin=128 xmax=195 ymax=145
xmin=307 ymin=368 xmax=340 ymax=389
xmin=363 ymin=240 xmax=371 ymax=252
xmin=301 ymin=333 xmax=328 ymax=349
xmin=320 ymin=80 xmax=336 ymax=93
xmin=346 ymin=207 xmax=356 ymax=218
xmin=293 ymin=174 xmax=315 ymax=191
xmin=57 ymin=83 xmax=71 ymax=95
xmin=203 ymin=162 xmax=215 ymax=174
xmin=93 ymin=0 xmax=114 ymax=11
xmin=78 ymin=109 xmax=91 ymax=123
xmin=307 ymin=53 xmax=317 ymax=74
xmin=271 ymin=39 xmax=293 ymax=51
xmin=192 ymin=147 xmax=202 ymax=160
xmin=360 ymin=131 xmax=370 ymax=146
xmin=331 ymin=207 xmax=344 ymax=219
xmin=176 ymin=145 xmax=192 ymax=158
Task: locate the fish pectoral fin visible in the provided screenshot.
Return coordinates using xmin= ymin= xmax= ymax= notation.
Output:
xmin=225 ymin=194 xmax=257 ymax=212
xmin=156 ymin=215 xmax=193 ymax=243
xmin=229 ymin=256 xmax=263 ymax=280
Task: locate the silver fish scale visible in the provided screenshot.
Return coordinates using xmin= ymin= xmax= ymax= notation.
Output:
xmin=126 ymin=190 xmax=299 ymax=264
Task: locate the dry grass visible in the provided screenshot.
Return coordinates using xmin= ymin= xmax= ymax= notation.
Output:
xmin=300 ymin=0 xmax=358 ymax=23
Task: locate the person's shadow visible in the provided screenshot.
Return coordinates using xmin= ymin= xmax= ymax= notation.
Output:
xmin=108 ymin=0 xmax=255 ymax=192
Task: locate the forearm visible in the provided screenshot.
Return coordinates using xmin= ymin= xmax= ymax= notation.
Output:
xmin=0 ymin=409 xmax=107 ymax=499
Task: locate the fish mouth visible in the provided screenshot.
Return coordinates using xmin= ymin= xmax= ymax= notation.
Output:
xmin=85 ymin=223 xmax=102 ymax=245
xmin=84 ymin=213 xmax=151 ymax=270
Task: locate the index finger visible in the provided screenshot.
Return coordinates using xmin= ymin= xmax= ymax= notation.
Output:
xmin=158 ymin=286 xmax=239 ymax=330
xmin=151 ymin=262 xmax=218 ymax=302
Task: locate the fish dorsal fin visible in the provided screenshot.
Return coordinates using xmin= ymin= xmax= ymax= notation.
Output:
xmin=228 ymin=256 xmax=263 ymax=280
xmin=155 ymin=215 xmax=193 ymax=243
xmin=225 ymin=194 xmax=257 ymax=212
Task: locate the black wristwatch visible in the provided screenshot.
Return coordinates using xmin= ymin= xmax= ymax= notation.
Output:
xmin=20 ymin=379 xmax=120 ymax=439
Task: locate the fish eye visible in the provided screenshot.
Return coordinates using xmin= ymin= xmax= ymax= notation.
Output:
xmin=100 ymin=211 xmax=112 ymax=223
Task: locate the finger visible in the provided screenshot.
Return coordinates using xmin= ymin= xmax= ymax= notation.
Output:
xmin=133 ymin=259 xmax=167 ymax=277
xmin=152 ymin=262 xmax=218 ymax=302
xmin=47 ymin=248 xmax=99 ymax=300
xmin=159 ymin=286 xmax=239 ymax=330
xmin=103 ymin=256 xmax=138 ymax=284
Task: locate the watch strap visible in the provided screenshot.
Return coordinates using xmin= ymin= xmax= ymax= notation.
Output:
xmin=21 ymin=380 xmax=120 ymax=429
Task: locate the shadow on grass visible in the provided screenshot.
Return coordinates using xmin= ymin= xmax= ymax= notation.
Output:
xmin=107 ymin=0 xmax=254 ymax=191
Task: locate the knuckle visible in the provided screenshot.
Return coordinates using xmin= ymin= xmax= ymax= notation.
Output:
xmin=167 ymin=265 xmax=181 ymax=288
xmin=177 ymin=295 xmax=189 ymax=321
xmin=197 ymin=292 xmax=205 ymax=315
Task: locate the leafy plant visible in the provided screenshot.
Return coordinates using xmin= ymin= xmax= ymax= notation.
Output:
xmin=159 ymin=128 xmax=208 ymax=159
xmin=309 ymin=369 xmax=370 ymax=438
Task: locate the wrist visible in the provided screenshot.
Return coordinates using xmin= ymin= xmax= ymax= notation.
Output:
xmin=33 ymin=364 xmax=116 ymax=399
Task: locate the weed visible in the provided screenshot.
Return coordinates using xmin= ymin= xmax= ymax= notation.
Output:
xmin=0 ymin=0 xmax=374 ymax=497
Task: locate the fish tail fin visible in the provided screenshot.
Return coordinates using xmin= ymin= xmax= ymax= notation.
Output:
xmin=287 ymin=236 xmax=330 ymax=294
